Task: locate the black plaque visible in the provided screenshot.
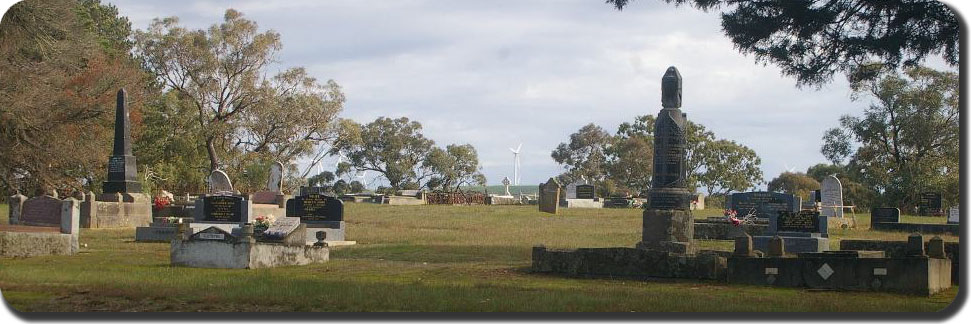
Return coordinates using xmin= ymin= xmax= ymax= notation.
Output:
xmin=576 ymin=185 xmax=596 ymax=199
xmin=870 ymin=207 xmax=900 ymax=225
xmin=728 ymin=192 xmax=798 ymax=219
xmin=287 ymin=194 xmax=344 ymax=222
xmin=777 ymin=210 xmax=819 ymax=233
xmin=202 ymin=195 xmax=244 ymax=222
xmin=648 ymin=190 xmax=691 ymax=210
xmin=918 ymin=192 xmax=943 ymax=216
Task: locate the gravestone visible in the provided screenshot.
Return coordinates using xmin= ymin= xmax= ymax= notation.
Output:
xmin=871 ymin=207 xmax=900 ymax=227
xmin=502 ymin=177 xmax=512 ymax=196
xmin=267 ymin=161 xmax=284 ymax=193
xmin=918 ymin=192 xmax=943 ymax=216
xmin=287 ymin=193 xmax=344 ymax=222
xmin=727 ymin=192 xmax=800 ymax=219
xmin=252 ymin=162 xmax=287 ymax=205
xmin=201 ymin=195 xmax=244 ymax=223
xmin=539 ymin=178 xmax=561 ymax=214
xmin=286 ymin=193 xmax=346 ymax=243
xmin=208 ymin=170 xmax=234 ymax=194
xmin=261 ymin=217 xmax=301 ymax=243
xmin=820 ymin=175 xmax=844 ymax=218
xmin=576 ymin=184 xmax=596 ymax=199
xmin=753 ymin=209 xmax=828 ymax=253
xmin=777 ymin=210 xmax=822 ymax=233
xmin=638 ymin=66 xmax=694 ymax=254
xmin=19 ymin=195 xmax=62 ymax=226
xmin=102 ymin=89 xmax=142 ymax=194
xmin=948 ymin=206 xmax=959 ymax=224
xmin=7 ymin=193 xmax=27 ymax=225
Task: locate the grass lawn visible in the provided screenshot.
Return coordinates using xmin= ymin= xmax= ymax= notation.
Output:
xmin=0 ymin=203 xmax=959 ymax=312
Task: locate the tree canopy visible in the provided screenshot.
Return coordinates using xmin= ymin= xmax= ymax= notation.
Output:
xmin=0 ymin=0 xmax=147 ymax=195
xmin=821 ymin=66 xmax=958 ymax=209
xmin=552 ymin=115 xmax=762 ymax=196
xmin=608 ymin=0 xmax=959 ymax=87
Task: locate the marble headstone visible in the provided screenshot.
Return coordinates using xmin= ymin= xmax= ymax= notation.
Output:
xmin=820 ymin=175 xmax=844 ymax=218
xmin=948 ymin=206 xmax=959 ymax=224
xmin=267 ymin=161 xmax=284 ymax=193
xmin=208 ymin=170 xmax=233 ymax=194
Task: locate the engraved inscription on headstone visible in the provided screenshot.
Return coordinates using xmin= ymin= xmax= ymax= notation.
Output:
xmin=728 ymin=192 xmax=799 ymax=219
xmin=918 ymin=192 xmax=943 ymax=216
xmin=777 ymin=210 xmax=820 ymax=233
xmin=576 ymin=184 xmax=596 ymax=199
xmin=202 ymin=195 xmax=243 ymax=222
xmin=948 ymin=206 xmax=960 ymax=224
xmin=870 ymin=207 xmax=900 ymax=224
xmin=286 ymin=194 xmax=343 ymax=222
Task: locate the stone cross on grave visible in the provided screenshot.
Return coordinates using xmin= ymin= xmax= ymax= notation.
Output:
xmin=103 ymin=89 xmax=142 ymax=194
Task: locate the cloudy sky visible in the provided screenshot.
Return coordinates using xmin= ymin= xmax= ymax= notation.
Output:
xmin=75 ymin=0 xmax=961 ymax=189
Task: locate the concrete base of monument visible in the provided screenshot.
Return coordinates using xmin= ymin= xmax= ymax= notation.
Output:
xmin=81 ymin=195 xmax=152 ymax=228
xmin=303 ymin=221 xmax=354 ymax=246
xmin=530 ymin=246 xmax=727 ymax=280
xmin=727 ymin=251 xmax=952 ymax=296
xmin=641 ymin=209 xmax=694 ymax=252
xmin=871 ymin=222 xmax=959 ymax=235
xmin=753 ymin=234 xmax=829 ymax=254
xmin=561 ymin=199 xmax=603 ymax=208
xmin=487 ymin=196 xmax=519 ymax=205
xmin=170 ymin=240 xmax=329 ymax=269
xmin=134 ymin=217 xmax=194 ymax=242
xmin=0 ymin=225 xmax=78 ymax=257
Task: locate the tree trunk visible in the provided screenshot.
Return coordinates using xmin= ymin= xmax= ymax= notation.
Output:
xmin=206 ymin=136 xmax=220 ymax=171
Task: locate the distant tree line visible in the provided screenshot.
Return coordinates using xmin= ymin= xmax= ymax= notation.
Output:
xmin=550 ymin=116 xmax=763 ymax=198
xmin=0 ymin=1 xmax=485 ymax=196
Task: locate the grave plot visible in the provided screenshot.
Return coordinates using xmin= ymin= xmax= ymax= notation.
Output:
xmin=81 ymin=89 xmax=152 ymax=229
xmin=2 ymin=193 xmax=80 ymax=257
xmin=729 ymin=233 xmax=952 ymax=296
xmin=286 ymin=193 xmax=355 ymax=246
xmin=869 ymin=207 xmax=959 ymax=236
xmin=533 ymin=67 xmax=728 ymax=281
xmin=170 ymin=221 xmax=328 ymax=269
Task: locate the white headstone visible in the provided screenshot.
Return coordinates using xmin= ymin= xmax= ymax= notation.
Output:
xmin=820 ymin=175 xmax=844 ymax=218
xmin=948 ymin=206 xmax=959 ymax=224
xmin=565 ymin=181 xmax=583 ymax=199
xmin=501 ymin=177 xmax=511 ymax=196
xmin=267 ymin=161 xmax=284 ymax=192
xmin=208 ymin=170 xmax=233 ymax=194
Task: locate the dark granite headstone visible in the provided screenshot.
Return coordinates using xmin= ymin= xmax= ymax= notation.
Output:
xmin=102 ymin=89 xmax=142 ymax=194
xmin=576 ymin=184 xmax=596 ymax=199
xmin=201 ymin=195 xmax=244 ymax=222
xmin=918 ymin=192 xmax=943 ymax=216
xmin=871 ymin=207 xmax=901 ymax=225
xmin=777 ymin=210 xmax=821 ymax=233
xmin=286 ymin=194 xmax=343 ymax=222
xmin=20 ymin=196 xmax=62 ymax=226
xmin=727 ymin=192 xmax=799 ymax=219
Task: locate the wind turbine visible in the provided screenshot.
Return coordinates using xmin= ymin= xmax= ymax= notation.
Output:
xmin=509 ymin=143 xmax=522 ymax=185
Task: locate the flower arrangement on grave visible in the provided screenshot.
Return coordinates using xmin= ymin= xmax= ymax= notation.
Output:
xmin=160 ymin=216 xmax=181 ymax=226
xmin=153 ymin=196 xmax=172 ymax=212
xmin=724 ymin=209 xmax=741 ymax=226
xmin=254 ymin=215 xmax=275 ymax=233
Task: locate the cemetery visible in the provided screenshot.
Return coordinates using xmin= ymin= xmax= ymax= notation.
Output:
xmin=0 ymin=0 xmax=961 ymax=314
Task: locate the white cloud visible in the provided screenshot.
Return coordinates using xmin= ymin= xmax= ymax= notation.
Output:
xmin=100 ymin=0 xmax=958 ymax=190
